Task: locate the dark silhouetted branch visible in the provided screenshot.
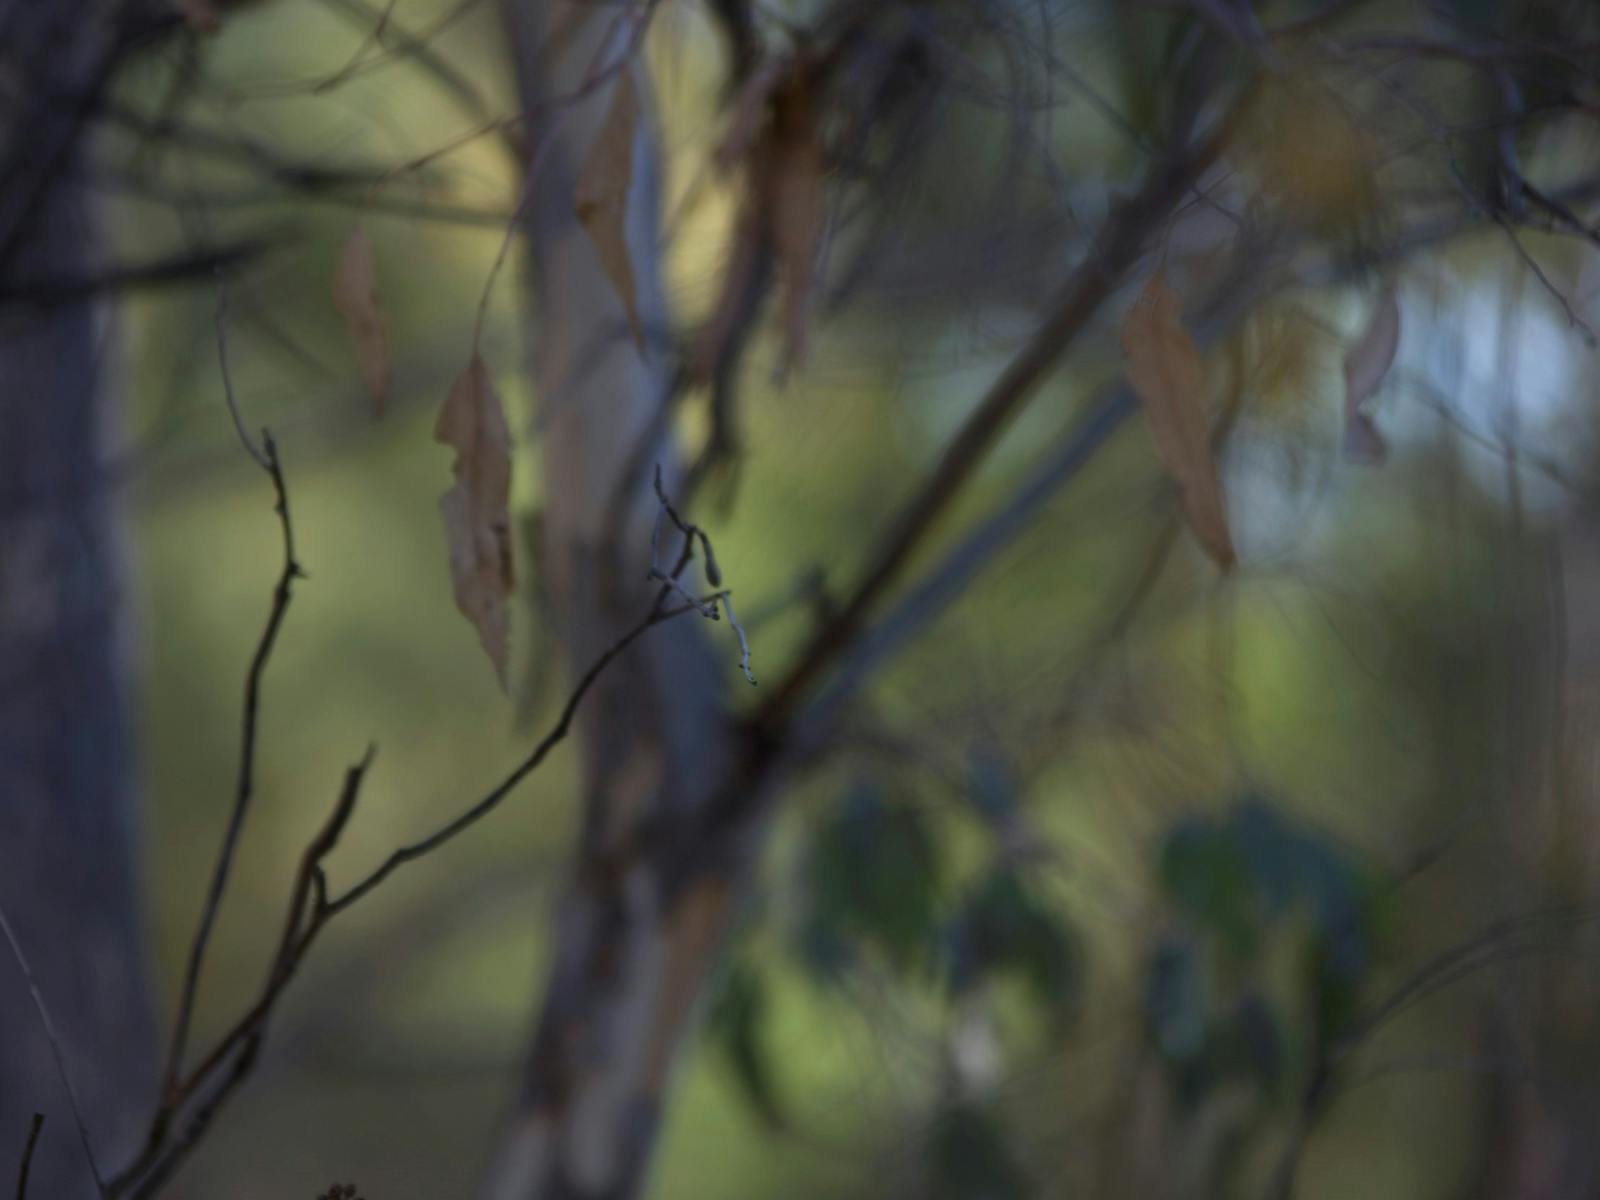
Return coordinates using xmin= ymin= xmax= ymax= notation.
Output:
xmin=0 ymin=236 xmax=274 ymax=308
xmin=158 ymin=426 xmax=300 ymax=1117
xmin=13 ymin=1113 xmax=42 ymax=1200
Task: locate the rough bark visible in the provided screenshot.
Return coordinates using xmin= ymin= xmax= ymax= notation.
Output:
xmin=0 ymin=3 xmax=158 ymax=1196
xmin=482 ymin=6 xmax=753 ymax=1197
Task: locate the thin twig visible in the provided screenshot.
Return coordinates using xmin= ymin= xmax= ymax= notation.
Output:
xmin=158 ymin=428 xmax=300 ymax=1113
xmin=722 ymin=594 xmax=757 ymax=685
xmin=14 ymin=1114 xmax=42 ymax=1200
xmin=112 ymin=594 xmax=707 ymax=1195
xmin=0 ymin=904 xmax=106 ymax=1198
xmin=212 ymin=276 xmax=270 ymax=470
xmin=322 ymin=600 xmax=702 ymax=917
xmin=650 ymin=464 xmax=757 ymax=683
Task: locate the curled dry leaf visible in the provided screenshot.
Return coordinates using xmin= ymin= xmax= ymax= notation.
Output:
xmin=575 ymin=72 xmax=643 ymax=351
xmin=1120 ymin=271 xmax=1236 ymax=569
xmin=1340 ymin=283 xmax=1399 ymax=465
xmin=435 ymin=355 xmax=514 ymax=686
xmin=330 ymin=224 xmax=390 ymax=415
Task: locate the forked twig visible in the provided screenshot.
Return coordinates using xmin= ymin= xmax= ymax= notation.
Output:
xmin=158 ymin=427 xmax=301 ymax=1113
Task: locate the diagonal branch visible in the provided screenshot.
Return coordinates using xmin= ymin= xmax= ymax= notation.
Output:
xmin=785 ymin=163 xmax=1600 ymax=750
xmin=755 ymin=118 xmax=1236 ymax=730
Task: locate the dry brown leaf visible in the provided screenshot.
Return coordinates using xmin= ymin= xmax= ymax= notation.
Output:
xmin=1120 ymin=272 xmax=1236 ymax=569
xmin=575 ymin=72 xmax=643 ymax=351
xmin=1340 ymin=283 xmax=1398 ymax=464
xmin=766 ymin=75 xmax=825 ymax=371
xmin=330 ymin=224 xmax=389 ymax=415
xmin=435 ymin=355 xmax=514 ymax=685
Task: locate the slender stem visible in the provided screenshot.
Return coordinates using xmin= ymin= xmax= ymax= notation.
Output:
xmin=160 ymin=432 xmax=300 ymax=1104
xmin=14 ymin=1114 xmax=42 ymax=1200
xmin=0 ymin=905 xmax=106 ymax=1198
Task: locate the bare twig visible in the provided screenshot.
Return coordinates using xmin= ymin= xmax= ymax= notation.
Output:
xmin=113 ymin=563 xmax=712 ymax=1196
xmin=14 ymin=1113 xmax=41 ymax=1200
xmin=158 ymin=427 xmax=300 ymax=1109
xmin=212 ymin=277 xmax=270 ymax=470
xmin=650 ymin=464 xmax=757 ymax=683
xmin=320 ymin=599 xmax=704 ymax=918
xmin=0 ymin=905 xmax=106 ymax=1199
xmin=0 ymin=237 xmax=272 ymax=308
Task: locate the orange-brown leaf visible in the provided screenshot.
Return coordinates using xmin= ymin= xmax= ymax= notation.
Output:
xmin=1120 ymin=272 xmax=1236 ymax=569
xmin=575 ymin=73 xmax=643 ymax=351
xmin=330 ymin=224 xmax=389 ymax=415
xmin=435 ymin=355 xmax=514 ymax=685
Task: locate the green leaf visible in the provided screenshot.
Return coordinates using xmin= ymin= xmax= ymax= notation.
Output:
xmin=804 ymin=782 xmax=944 ymax=974
xmin=946 ymin=869 xmax=1078 ymax=1018
xmin=1145 ymin=934 xmax=1210 ymax=1064
xmin=1160 ymin=819 xmax=1260 ymax=959
xmin=706 ymin=959 xmax=786 ymax=1129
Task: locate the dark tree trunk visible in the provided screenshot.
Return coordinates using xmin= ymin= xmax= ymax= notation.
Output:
xmin=0 ymin=3 xmax=157 ymax=1195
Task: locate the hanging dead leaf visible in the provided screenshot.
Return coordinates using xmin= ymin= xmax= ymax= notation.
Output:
xmin=435 ymin=355 xmax=514 ymax=685
xmin=765 ymin=74 xmax=825 ymax=371
xmin=1340 ymin=284 xmax=1399 ymax=465
xmin=330 ymin=224 xmax=389 ymax=415
xmin=1120 ymin=272 xmax=1236 ymax=569
xmin=576 ymin=72 xmax=643 ymax=351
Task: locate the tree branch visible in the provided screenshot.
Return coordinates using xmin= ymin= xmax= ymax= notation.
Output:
xmin=158 ymin=427 xmax=300 ymax=1113
xmin=754 ymin=117 xmax=1235 ymax=730
xmin=110 ymin=453 xmax=734 ymax=1196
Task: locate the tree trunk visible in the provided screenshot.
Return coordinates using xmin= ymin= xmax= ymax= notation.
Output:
xmin=0 ymin=4 xmax=157 ymax=1196
xmin=483 ymin=5 xmax=757 ymax=1197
